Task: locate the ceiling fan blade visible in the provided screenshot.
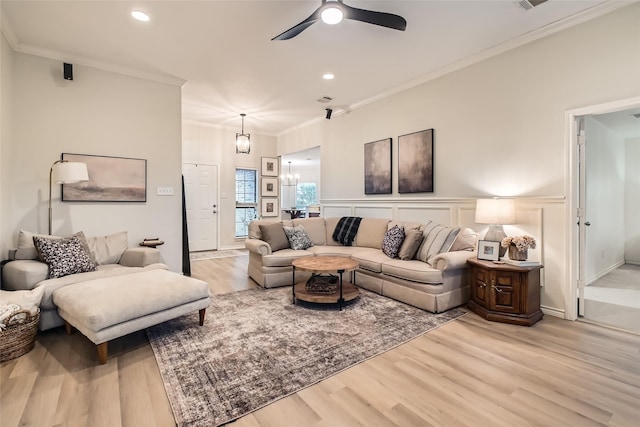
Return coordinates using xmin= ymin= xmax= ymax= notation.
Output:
xmin=272 ymin=8 xmax=322 ymax=40
xmin=343 ymin=4 xmax=407 ymax=31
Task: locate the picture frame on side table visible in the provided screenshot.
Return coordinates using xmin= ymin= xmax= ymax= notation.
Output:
xmin=364 ymin=138 xmax=392 ymax=195
xmin=477 ymin=240 xmax=500 ymax=261
xmin=398 ymin=129 xmax=434 ymax=193
xmin=261 ymin=198 xmax=278 ymax=217
xmin=261 ymin=157 xmax=279 ymax=177
xmin=261 ymin=177 xmax=279 ymax=197
xmin=61 ymin=153 xmax=147 ymax=202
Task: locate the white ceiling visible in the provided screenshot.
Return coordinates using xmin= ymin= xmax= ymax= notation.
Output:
xmin=1 ymin=0 xmax=628 ymax=135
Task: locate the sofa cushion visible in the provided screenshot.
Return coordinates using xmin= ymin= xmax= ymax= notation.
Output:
xmin=355 ymin=218 xmax=390 ymax=249
xmin=33 ymin=235 xmax=97 ymax=279
xmin=382 ymin=225 xmax=405 ymax=258
xmin=262 ymin=249 xmax=313 ymax=267
xmin=351 ymin=249 xmax=390 ymax=273
xmin=415 ymin=221 xmax=460 ymax=265
xmin=259 ymin=223 xmax=290 ymax=251
xmin=324 ymin=217 xmax=343 ymax=246
xmin=451 ymin=227 xmax=478 ymax=252
xmin=306 ymin=246 xmax=360 ymax=257
xmin=87 ymin=231 xmax=129 ymax=265
xmin=292 ymin=217 xmax=326 ymax=246
xmin=398 ymin=228 xmax=424 ymax=260
xmin=15 ymin=230 xmax=91 ymax=261
xmin=283 ymin=225 xmax=313 ymax=250
xmin=381 ymin=259 xmax=444 ymax=284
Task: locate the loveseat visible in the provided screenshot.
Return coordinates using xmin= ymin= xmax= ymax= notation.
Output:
xmin=245 ymin=217 xmax=478 ymax=313
xmin=1 ymin=230 xmax=168 ymax=331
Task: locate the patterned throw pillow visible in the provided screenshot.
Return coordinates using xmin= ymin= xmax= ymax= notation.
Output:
xmin=382 ymin=225 xmax=405 ymax=258
xmin=283 ymin=225 xmax=314 ymax=250
xmin=32 ymin=235 xmax=97 ymax=279
xmin=415 ymin=221 xmax=461 ymax=265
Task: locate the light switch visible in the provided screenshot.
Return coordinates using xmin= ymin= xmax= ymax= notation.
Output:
xmin=157 ymin=186 xmax=174 ymax=196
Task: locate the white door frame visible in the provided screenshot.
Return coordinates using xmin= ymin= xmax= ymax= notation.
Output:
xmin=564 ymin=96 xmax=640 ymax=320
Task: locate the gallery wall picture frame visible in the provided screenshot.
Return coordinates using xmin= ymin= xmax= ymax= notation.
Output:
xmin=261 ymin=198 xmax=279 ymax=217
xmin=398 ymin=129 xmax=434 ymax=193
xmin=61 ymin=153 xmax=147 ymax=202
xmin=477 ymin=240 xmax=500 ymax=261
xmin=364 ymin=138 xmax=392 ymax=195
xmin=261 ymin=177 xmax=279 ymax=197
xmin=261 ymin=157 xmax=279 ymax=177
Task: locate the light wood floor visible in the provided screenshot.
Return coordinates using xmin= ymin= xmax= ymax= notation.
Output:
xmin=1 ymin=253 xmax=639 ymax=427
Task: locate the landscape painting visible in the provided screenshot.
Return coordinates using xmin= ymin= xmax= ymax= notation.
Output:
xmin=398 ymin=129 xmax=434 ymax=193
xmin=364 ymin=138 xmax=392 ymax=195
xmin=62 ymin=153 xmax=147 ymax=202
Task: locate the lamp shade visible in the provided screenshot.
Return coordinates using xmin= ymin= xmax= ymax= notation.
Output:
xmin=475 ymin=198 xmax=516 ymax=225
xmin=236 ymin=133 xmax=250 ymax=154
xmin=52 ymin=161 xmax=88 ymax=184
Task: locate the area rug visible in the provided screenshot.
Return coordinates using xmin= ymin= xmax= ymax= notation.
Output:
xmin=189 ymin=249 xmax=247 ymax=261
xmin=147 ymin=287 xmax=465 ymax=427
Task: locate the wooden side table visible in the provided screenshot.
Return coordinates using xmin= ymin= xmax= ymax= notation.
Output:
xmin=467 ymin=258 xmax=543 ymax=326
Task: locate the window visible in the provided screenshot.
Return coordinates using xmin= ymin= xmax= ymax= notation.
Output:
xmin=296 ymin=182 xmax=317 ymax=208
xmin=235 ymin=168 xmax=257 ymax=237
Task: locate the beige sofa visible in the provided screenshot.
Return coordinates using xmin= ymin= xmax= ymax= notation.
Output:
xmin=1 ymin=230 xmax=167 ymax=331
xmin=245 ymin=217 xmax=477 ymax=313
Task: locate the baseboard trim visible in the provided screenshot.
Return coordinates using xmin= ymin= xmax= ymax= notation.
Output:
xmin=541 ymin=305 xmax=565 ymax=319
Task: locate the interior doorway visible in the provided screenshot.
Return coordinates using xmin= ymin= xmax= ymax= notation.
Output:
xmin=183 ymin=163 xmax=218 ymax=252
xmin=568 ymin=97 xmax=640 ymax=332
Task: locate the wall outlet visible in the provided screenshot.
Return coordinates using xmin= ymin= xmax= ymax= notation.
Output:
xmin=157 ymin=186 xmax=174 ymax=196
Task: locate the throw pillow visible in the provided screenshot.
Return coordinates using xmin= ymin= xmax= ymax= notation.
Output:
xmin=381 ymin=225 xmax=405 ymax=258
xmin=283 ymin=225 xmax=314 ymax=250
xmin=398 ymin=228 xmax=423 ymax=260
xmin=415 ymin=221 xmax=461 ymax=264
xmin=259 ymin=222 xmax=290 ymax=251
xmin=86 ymin=231 xmax=129 ymax=265
xmin=451 ymin=227 xmax=478 ymax=252
xmin=33 ymin=235 xmax=97 ymax=279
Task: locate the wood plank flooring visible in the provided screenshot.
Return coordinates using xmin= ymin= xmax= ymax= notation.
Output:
xmin=1 ymin=253 xmax=639 ymax=426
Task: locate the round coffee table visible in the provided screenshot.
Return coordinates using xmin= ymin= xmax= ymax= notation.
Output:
xmin=292 ymin=256 xmax=359 ymax=310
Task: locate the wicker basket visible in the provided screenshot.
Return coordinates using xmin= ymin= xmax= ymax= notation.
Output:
xmin=0 ymin=309 xmax=40 ymax=363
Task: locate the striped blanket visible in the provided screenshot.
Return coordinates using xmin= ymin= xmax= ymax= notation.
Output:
xmin=332 ymin=216 xmax=362 ymax=246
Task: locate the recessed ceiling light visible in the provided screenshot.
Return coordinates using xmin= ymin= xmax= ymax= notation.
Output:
xmin=131 ymin=10 xmax=150 ymax=22
xmin=323 ymin=73 xmax=335 ymax=80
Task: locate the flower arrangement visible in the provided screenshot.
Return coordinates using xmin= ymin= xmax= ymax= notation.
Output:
xmin=501 ymin=235 xmax=536 ymax=251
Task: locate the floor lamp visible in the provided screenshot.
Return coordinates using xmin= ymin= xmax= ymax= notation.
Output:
xmin=49 ymin=160 xmax=89 ymax=235
xmin=475 ymin=198 xmax=516 ymax=258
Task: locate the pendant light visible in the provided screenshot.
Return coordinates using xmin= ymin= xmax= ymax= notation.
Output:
xmin=236 ymin=113 xmax=250 ymax=154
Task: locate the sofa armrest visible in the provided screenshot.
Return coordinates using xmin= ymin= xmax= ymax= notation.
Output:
xmin=118 ymin=247 xmax=160 ymax=267
xmin=430 ymin=251 xmax=475 ymax=271
xmin=245 ymin=238 xmax=272 ymax=256
xmin=1 ymin=260 xmax=48 ymax=291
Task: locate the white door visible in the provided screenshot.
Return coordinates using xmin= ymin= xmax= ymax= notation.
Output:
xmin=576 ymin=117 xmax=587 ymax=316
xmin=183 ymin=164 xmax=218 ymax=252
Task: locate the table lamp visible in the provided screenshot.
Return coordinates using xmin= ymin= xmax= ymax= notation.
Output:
xmin=475 ymin=198 xmax=516 ymax=257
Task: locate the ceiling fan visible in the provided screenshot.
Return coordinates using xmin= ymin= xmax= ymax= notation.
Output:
xmin=272 ymin=0 xmax=407 ymax=41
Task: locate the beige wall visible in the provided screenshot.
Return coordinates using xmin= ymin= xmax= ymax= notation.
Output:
xmin=278 ymin=5 xmax=640 ymax=316
xmin=182 ymin=122 xmax=277 ymax=249
xmin=626 ymin=137 xmax=640 ymax=263
xmin=3 ymin=50 xmax=184 ymax=271
xmin=0 ymin=33 xmax=14 ymax=261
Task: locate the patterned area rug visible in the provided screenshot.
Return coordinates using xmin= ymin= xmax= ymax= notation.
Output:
xmin=189 ymin=249 xmax=247 ymax=261
xmin=147 ymin=287 xmax=465 ymax=427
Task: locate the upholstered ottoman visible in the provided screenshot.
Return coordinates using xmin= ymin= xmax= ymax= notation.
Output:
xmin=53 ymin=269 xmax=210 ymax=364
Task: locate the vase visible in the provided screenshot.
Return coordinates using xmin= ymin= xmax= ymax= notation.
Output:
xmin=508 ymin=245 xmax=528 ymax=261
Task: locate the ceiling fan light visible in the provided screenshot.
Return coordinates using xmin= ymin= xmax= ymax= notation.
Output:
xmin=321 ymin=7 xmax=344 ymax=25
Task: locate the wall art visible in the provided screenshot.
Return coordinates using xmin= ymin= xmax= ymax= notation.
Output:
xmin=261 ymin=198 xmax=278 ymax=217
xmin=61 ymin=153 xmax=146 ymax=202
xmin=261 ymin=157 xmax=279 ymax=177
xmin=364 ymin=138 xmax=392 ymax=195
xmin=398 ymin=129 xmax=434 ymax=193
xmin=261 ymin=177 xmax=279 ymax=197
